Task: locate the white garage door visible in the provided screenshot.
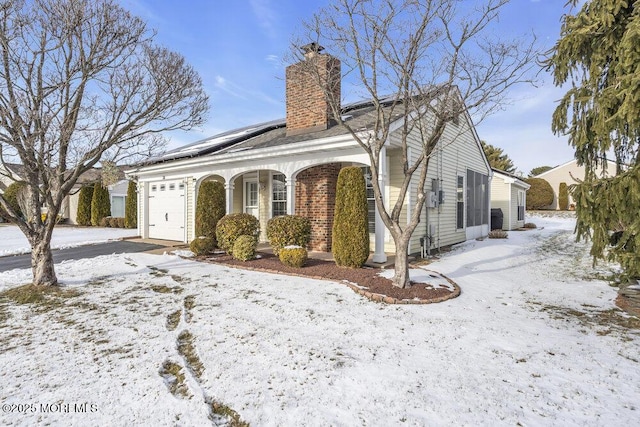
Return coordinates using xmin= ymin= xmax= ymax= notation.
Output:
xmin=148 ymin=180 xmax=185 ymax=241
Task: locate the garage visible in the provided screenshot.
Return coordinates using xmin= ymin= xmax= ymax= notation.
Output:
xmin=148 ymin=180 xmax=185 ymax=241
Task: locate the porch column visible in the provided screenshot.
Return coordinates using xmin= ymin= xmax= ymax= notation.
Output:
xmin=139 ymin=181 xmax=148 ymax=239
xmin=225 ymin=182 xmax=234 ymax=214
xmin=286 ymin=175 xmax=296 ymax=215
xmin=373 ymin=146 xmax=387 ymax=263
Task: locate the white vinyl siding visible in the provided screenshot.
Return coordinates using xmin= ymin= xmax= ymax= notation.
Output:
xmin=385 ymin=110 xmax=490 ymax=254
xmin=490 ymin=175 xmax=510 ymax=230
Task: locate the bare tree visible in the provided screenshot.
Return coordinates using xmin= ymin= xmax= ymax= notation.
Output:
xmin=0 ymin=0 xmax=209 ymax=286
xmin=293 ymin=0 xmax=537 ymax=287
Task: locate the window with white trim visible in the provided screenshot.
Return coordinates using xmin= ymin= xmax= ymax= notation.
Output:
xmin=272 ymin=173 xmax=287 ymax=217
xmin=456 ymin=174 xmax=464 ymax=229
xmin=361 ymin=167 xmax=376 ymax=233
xmin=517 ymin=190 xmax=525 ymax=221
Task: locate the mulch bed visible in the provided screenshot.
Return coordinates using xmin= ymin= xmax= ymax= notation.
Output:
xmin=196 ymin=252 xmax=460 ymax=304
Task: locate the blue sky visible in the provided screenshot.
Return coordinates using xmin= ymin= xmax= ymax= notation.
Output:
xmin=121 ymin=0 xmax=583 ymax=176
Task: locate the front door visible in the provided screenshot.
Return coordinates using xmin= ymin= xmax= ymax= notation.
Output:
xmin=244 ymin=180 xmax=259 ymax=218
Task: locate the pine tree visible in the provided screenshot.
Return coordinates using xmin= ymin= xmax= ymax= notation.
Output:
xmin=125 ymin=180 xmax=137 ymax=228
xmin=76 ymin=184 xmax=94 ymax=226
xmin=91 ymin=184 xmax=111 ymax=226
xmin=546 ymin=0 xmax=640 ymax=282
xmin=481 ymin=141 xmax=516 ymax=173
xmin=332 ymin=167 xmax=370 ymax=268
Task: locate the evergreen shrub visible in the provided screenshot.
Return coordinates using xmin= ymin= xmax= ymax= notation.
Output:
xmin=195 ymin=180 xmax=225 ymax=245
xmin=99 ymin=217 xmax=110 ymax=227
xmin=332 ymin=167 xmax=370 ymax=268
xmin=109 ymin=217 xmax=120 ymax=228
xmin=1 ymin=182 xmax=26 ymax=220
xmin=216 ymin=213 xmax=260 ymax=255
xmin=279 ymin=246 xmax=308 ymax=268
xmin=125 ymin=180 xmax=137 ymax=228
xmin=91 ymin=184 xmax=111 ymax=226
xmin=266 ymin=215 xmax=311 ymax=256
xmin=76 ymin=184 xmax=94 ymax=226
xmin=232 ymin=235 xmax=257 ymax=261
xmin=558 ymin=182 xmax=569 ymax=210
xmin=189 ymin=236 xmax=216 ymax=256
xmin=525 ymin=178 xmax=554 ymax=210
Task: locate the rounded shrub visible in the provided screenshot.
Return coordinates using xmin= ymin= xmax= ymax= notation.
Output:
xmin=232 ymin=235 xmax=257 ymax=261
xmin=216 ymin=213 xmax=260 ymax=255
xmin=1 ymin=181 xmax=26 ymax=221
xmin=125 ymin=180 xmax=137 ymax=229
xmin=109 ymin=217 xmax=120 ymax=228
xmin=266 ymin=215 xmax=311 ymax=256
xmin=195 ymin=180 xmax=226 ymax=245
xmin=332 ymin=167 xmax=370 ymax=268
xmin=558 ymin=182 xmax=569 ymax=211
xmin=91 ymin=184 xmax=111 ymax=226
xmin=525 ymin=178 xmax=554 ymax=210
xmin=279 ymin=246 xmax=308 ymax=268
xmin=99 ymin=217 xmax=111 ymax=227
xmin=189 ymin=236 xmax=216 ymax=256
xmin=76 ymin=184 xmax=94 ymax=226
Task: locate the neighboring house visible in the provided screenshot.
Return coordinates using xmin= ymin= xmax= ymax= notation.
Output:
xmin=0 ymin=163 xmax=126 ymax=223
xmin=490 ymin=169 xmax=531 ymax=230
xmin=534 ymin=159 xmax=617 ymax=210
xmin=128 ymin=46 xmax=492 ymax=260
xmin=0 ymin=163 xmax=25 ymax=192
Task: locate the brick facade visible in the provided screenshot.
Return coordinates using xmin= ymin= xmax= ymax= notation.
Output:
xmin=285 ymin=52 xmax=340 ymax=136
xmin=295 ymin=163 xmax=341 ymax=252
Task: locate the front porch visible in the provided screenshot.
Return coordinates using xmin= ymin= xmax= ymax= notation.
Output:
xmin=193 ymin=158 xmax=390 ymax=263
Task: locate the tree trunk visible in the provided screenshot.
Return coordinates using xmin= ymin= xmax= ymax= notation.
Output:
xmin=391 ymin=236 xmax=411 ymax=288
xmin=31 ymin=240 xmax=58 ymax=286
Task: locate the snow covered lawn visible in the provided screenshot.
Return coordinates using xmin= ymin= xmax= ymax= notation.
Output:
xmin=0 ymin=225 xmax=138 ymax=256
xmin=0 ymin=214 xmax=638 ymax=426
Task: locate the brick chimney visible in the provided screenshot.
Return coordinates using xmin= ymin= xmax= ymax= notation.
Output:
xmin=286 ymin=43 xmax=341 ymax=136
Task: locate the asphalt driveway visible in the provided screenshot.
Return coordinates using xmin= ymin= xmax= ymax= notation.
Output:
xmin=0 ymin=240 xmax=165 ymax=272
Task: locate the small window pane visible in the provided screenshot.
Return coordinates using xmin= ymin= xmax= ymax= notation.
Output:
xmin=160 ymin=184 xmax=166 ymax=191
xmin=151 ymin=185 xmax=157 ymax=192
xmin=169 ymin=183 xmax=175 ymax=191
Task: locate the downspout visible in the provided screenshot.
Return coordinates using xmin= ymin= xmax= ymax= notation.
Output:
xmin=508 ymin=180 xmax=512 ymax=231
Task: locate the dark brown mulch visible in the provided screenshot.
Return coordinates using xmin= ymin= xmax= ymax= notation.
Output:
xmin=196 ymin=252 xmax=457 ymax=303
